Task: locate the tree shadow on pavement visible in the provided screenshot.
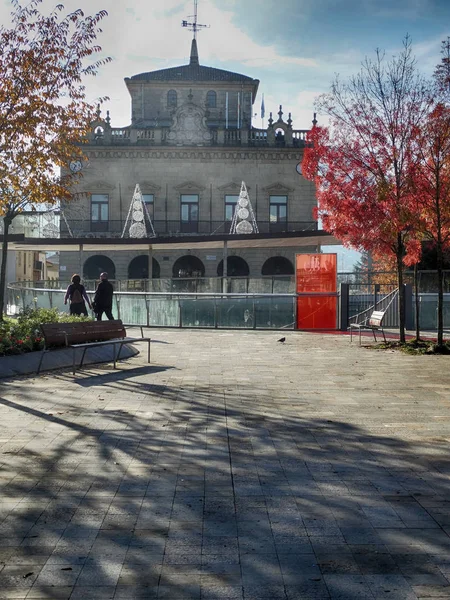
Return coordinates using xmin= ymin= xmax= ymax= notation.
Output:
xmin=0 ymin=378 xmax=449 ymax=599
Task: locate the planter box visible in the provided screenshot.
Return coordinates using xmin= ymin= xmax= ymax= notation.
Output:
xmin=0 ymin=344 xmax=139 ymax=378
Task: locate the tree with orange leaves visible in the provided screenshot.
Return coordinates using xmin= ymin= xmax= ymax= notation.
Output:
xmin=302 ymin=38 xmax=431 ymax=342
xmin=0 ymin=0 xmax=110 ymax=319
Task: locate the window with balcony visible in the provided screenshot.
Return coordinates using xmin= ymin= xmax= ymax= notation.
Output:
xmin=167 ymin=89 xmax=177 ymax=109
xmin=180 ymin=194 xmax=199 ymax=233
xmin=91 ymin=194 xmax=109 ymax=232
xmin=206 ymin=90 xmax=217 ymax=108
xmin=142 ymin=194 xmax=154 ymax=220
xmin=225 ymin=195 xmax=239 ymax=221
xmin=269 ymin=195 xmax=287 ymax=232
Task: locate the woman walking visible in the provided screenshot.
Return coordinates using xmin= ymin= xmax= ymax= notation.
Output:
xmin=64 ymin=274 xmax=92 ymax=316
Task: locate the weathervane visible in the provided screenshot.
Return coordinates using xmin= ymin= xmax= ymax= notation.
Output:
xmin=182 ymin=0 xmax=209 ymax=39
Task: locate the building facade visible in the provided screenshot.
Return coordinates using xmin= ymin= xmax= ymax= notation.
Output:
xmin=60 ymin=40 xmax=318 ymax=281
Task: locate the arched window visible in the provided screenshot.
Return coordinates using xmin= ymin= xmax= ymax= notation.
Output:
xmin=261 ymin=256 xmax=294 ymax=276
xmin=128 ymin=256 xmax=160 ymax=279
xmin=172 ymin=255 xmax=205 ymax=278
xmin=206 ymin=90 xmax=217 ymax=108
xmin=217 ymin=256 xmax=250 ymax=277
xmin=167 ymin=90 xmax=177 ymax=108
xmin=83 ymin=255 xmax=116 ymax=280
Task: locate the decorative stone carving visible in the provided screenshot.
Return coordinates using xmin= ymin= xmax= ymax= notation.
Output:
xmin=87 ymin=149 xmax=300 ymax=161
xmin=262 ymin=182 xmax=295 ymax=193
xmin=86 ymin=181 xmax=115 ymax=191
xmin=174 ymin=181 xmax=205 ymax=192
xmin=167 ymin=101 xmax=212 ymax=146
xmin=127 ymin=181 xmax=161 ymax=193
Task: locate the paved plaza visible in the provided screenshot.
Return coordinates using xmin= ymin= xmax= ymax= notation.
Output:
xmin=0 ymin=329 xmax=450 ymax=599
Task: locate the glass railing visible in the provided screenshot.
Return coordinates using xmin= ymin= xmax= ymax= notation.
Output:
xmin=7 ymin=282 xmax=296 ymax=330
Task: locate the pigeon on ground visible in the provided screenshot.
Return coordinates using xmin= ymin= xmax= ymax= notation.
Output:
xmin=277 ymin=337 xmax=286 ymax=343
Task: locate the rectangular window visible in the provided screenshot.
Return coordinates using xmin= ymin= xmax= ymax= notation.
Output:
xmin=91 ymin=194 xmax=109 ymax=232
xmin=225 ymin=194 xmax=239 ymax=221
xmin=269 ymin=195 xmax=288 ymax=232
xmin=180 ymin=194 xmax=199 ymax=233
xmin=142 ymin=194 xmax=154 ymax=219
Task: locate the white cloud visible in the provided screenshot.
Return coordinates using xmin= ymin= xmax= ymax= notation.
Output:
xmin=0 ymin=0 xmax=318 ymax=127
xmin=1 ymin=0 xmax=445 ymax=131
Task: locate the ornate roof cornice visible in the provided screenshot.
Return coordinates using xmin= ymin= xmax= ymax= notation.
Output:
xmin=85 ymin=149 xmax=302 ymax=162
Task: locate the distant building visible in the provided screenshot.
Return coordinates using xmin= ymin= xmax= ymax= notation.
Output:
xmin=60 ymin=39 xmax=318 ymax=281
xmin=1 ymin=211 xmax=59 ymax=285
xmin=45 ymin=253 xmax=60 ymax=281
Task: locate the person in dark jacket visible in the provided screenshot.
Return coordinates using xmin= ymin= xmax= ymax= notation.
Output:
xmin=64 ymin=274 xmax=92 ymax=316
xmin=93 ymin=272 xmax=114 ymax=321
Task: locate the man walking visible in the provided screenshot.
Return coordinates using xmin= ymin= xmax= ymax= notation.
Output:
xmin=93 ymin=272 xmax=114 ymax=321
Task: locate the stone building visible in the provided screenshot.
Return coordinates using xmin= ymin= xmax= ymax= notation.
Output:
xmin=60 ymin=39 xmax=318 ymax=282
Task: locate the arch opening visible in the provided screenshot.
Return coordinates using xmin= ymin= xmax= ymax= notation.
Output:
xmin=83 ymin=255 xmax=116 ymax=280
xmin=261 ymin=256 xmax=294 ymax=276
xmin=128 ymin=255 xmax=161 ymax=279
xmin=172 ymin=255 xmax=205 ymax=278
xmin=217 ymin=256 xmax=250 ymax=277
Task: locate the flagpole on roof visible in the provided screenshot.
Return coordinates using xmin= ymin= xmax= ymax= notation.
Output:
xmin=260 ymin=93 xmax=265 ymax=129
xmin=225 ymin=92 xmax=229 ymax=130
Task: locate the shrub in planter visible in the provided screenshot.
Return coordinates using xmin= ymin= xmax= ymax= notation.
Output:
xmin=0 ymin=308 xmax=92 ymax=357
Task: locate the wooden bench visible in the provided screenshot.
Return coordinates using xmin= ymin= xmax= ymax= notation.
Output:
xmin=37 ymin=320 xmax=151 ymax=375
xmin=349 ymin=310 xmax=387 ymax=345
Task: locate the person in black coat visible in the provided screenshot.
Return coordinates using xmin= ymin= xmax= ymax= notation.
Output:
xmin=93 ymin=272 xmax=114 ymax=321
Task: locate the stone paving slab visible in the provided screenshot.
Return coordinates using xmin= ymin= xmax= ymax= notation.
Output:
xmin=0 ymin=328 xmax=449 ymax=599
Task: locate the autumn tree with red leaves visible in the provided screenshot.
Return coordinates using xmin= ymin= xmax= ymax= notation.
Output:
xmin=302 ymin=38 xmax=431 ymax=342
xmin=0 ymin=0 xmax=110 ymax=319
xmin=412 ymin=103 xmax=450 ymax=346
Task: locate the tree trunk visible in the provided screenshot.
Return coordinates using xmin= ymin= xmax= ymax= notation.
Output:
xmin=436 ymin=244 xmax=444 ymax=347
xmin=414 ymin=263 xmax=420 ymax=341
xmin=396 ymin=235 xmax=406 ymax=343
xmin=0 ymin=215 xmax=12 ymax=322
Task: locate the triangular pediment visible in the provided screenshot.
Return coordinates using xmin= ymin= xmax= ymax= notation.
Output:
xmin=217 ymin=181 xmax=251 ymax=193
xmin=87 ymin=181 xmax=115 ymax=191
xmin=128 ymin=181 xmax=161 ymax=193
xmin=262 ymin=182 xmax=294 ymax=193
xmin=174 ymin=181 xmax=205 ymax=192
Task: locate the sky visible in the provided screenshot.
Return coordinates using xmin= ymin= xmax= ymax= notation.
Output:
xmin=2 ymin=0 xmax=449 ymax=269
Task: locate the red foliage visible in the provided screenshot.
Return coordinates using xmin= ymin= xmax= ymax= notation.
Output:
xmin=303 ymin=125 xmax=422 ymax=266
xmin=411 ymin=103 xmax=450 ymax=252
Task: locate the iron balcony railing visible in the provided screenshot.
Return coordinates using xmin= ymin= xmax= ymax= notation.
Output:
xmin=60 ymin=220 xmax=318 ymax=238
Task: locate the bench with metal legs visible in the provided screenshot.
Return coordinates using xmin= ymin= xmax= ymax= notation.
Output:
xmin=38 ymin=321 xmax=151 ymax=375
